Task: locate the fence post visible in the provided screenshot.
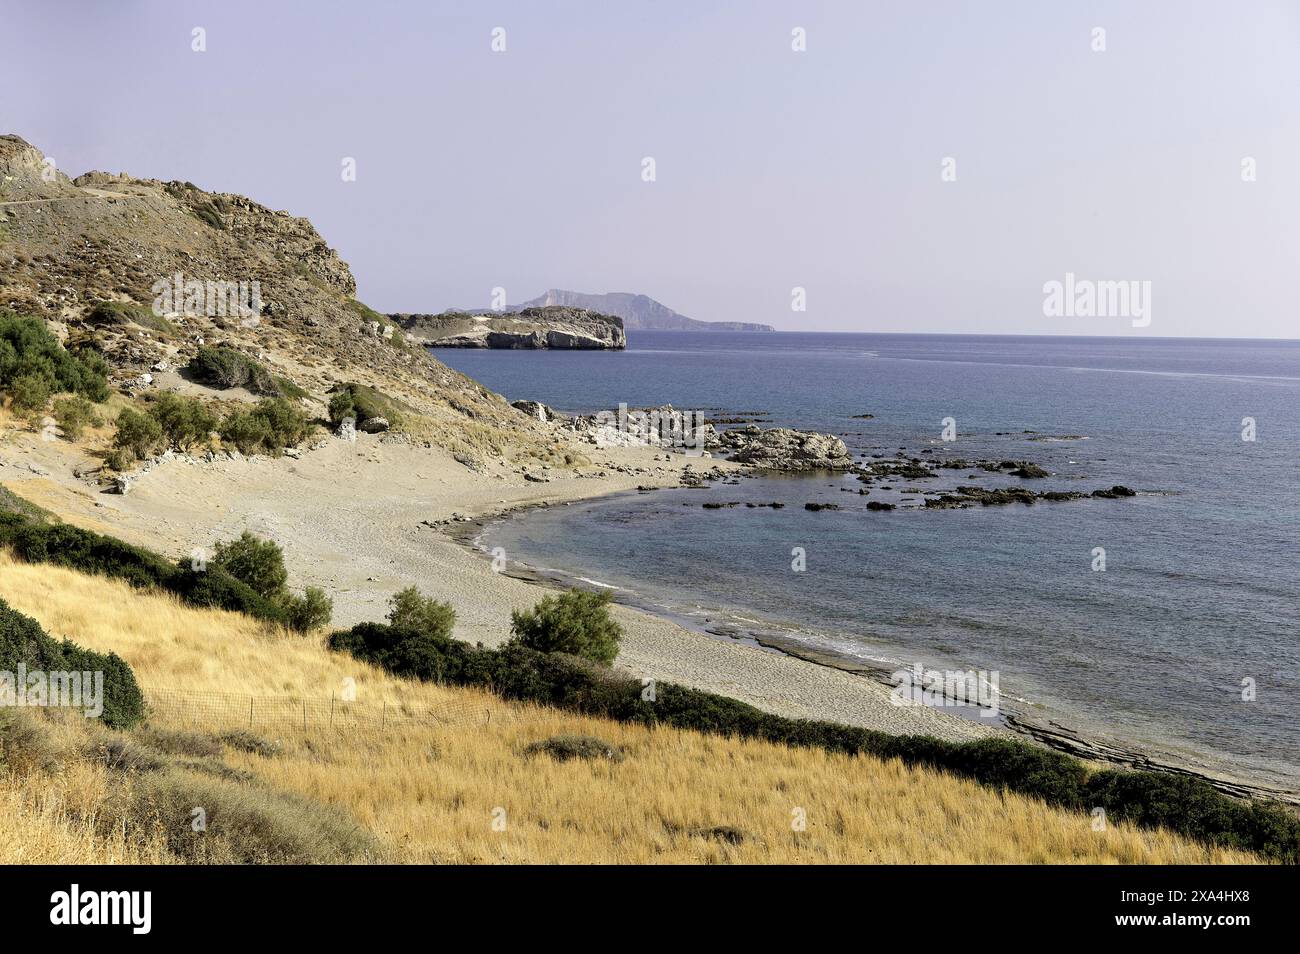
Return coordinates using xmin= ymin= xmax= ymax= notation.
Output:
xmin=381 ymin=702 xmax=386 ymax=730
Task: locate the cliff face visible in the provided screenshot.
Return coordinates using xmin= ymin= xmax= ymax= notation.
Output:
xmin=517 ymin=289 xmax=774 ymax=332
xmin=393 ymin=307 xmax=626 ymax=350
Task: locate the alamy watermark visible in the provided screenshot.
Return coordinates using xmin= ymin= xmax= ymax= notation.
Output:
xmin=0 ymin=663 xmax=104 ymax=718
xmin=593 ymin=403 xmax=710 ymax=451
xmin=889 ymin=663 xmax=999 ymax=717
xmin=152 ymin=271 xmax=263 ymax=326
xmin=1043 ymin=272 xmax=1151 ymax=328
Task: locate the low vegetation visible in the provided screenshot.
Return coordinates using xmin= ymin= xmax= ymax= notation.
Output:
xmin=0 ymin=509 xmax=328 ymax=633
xmin=331 ymin=589 xmax=1300 ymax=864
xmin=185 ymin=344 xmax=279 ymax=395
xmin=0 ymin=310 xmax=110 ymax=413
xmin=51 ymin=395 xmax=99 ymax=440
xmin=217 ymin=398 xmax=311 ymax=456
xmin=327 ymin=381 xmax=403 ymax=428
xmin=0 ymin=555 xmax=1259 ymax=865
xmin=86 ymin=300 xmax=177 ymax=338
xmin=0 ymin=598 xmax=144 ymax=729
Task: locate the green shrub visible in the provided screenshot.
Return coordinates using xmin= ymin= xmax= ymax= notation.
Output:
xmin=387 ymin=586 xmax=455 ymax=636
xmin=216 ymin=408 xmax=270 ymax=453
xmin=186 ymin=345 xmax=278 ymax=395
xmin=8 ymin=371 xmax=51 ymax=412
xmin=509 ymin=589 xmax=622 ymax=665
xmin=327 ymin=382 xmax=401 ymax=427
xmin=52 ymin=395 xmax=98 ymax=439
xmin=248 ymin=397 xmax=309 ymax=448
xmin=148 ymin=392 xmax=218 ymax=451
xmin=105 ymin=448 xmax=133 ymax=472
xmin=0 ymin=597 xmax=145 ymax=729
xmin=0 ymin=508 xmax=291 ymax=627
xmin=0 ymin=310 xmax=110 ymax=404
xmin=212 ymin=532 xmax=288 ymax=600
xmin=219 ymin=398 xmax=309 ymax=455
xmin=283 ymin=586 xmax=333 ymax=633
xmin=113 ymin=406 xmax=163 ymax=460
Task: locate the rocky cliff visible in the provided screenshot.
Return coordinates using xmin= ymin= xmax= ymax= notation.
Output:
xmin=0 ymin=134 xmax=551 ymax=459
xmin=516 ymin=289 xmax=774 ymax=332
xmin=393 ymin=307 xmax=626 ymax=349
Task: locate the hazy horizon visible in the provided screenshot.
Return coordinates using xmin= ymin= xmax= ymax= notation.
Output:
xmin=6 ymin=0 xmax=1296 ymax=338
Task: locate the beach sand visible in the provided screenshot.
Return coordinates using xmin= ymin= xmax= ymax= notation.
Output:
xmin=0 ymin=425 xmax=999 ymax=744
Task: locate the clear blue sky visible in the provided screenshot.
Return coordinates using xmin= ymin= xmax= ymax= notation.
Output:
xmin=5 ymin=0 xmax=1297 ymax=336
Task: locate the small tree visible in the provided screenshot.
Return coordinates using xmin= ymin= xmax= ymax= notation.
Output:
xmin=53 ymin=395 xmax=97 ymax=440
xmin=8 ymin=372 xmax=51 ymax=413
xmin=113 ymin=407 xmax=164 ymax=460
xmin=284 ymin=586 xmax=333 ymax=633
xmin=149 ymin=392 xmax=218 ymax=450
xmin=387 ymin=586 xmax=456 ymax=638
xmin=212 ymin=532 xmax=288 ymax=600
xmin=509 ymin=589 xmax=622 ymax=665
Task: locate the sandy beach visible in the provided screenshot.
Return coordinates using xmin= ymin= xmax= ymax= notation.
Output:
xmin=0 ymin=422 xmax=1000 ymax=744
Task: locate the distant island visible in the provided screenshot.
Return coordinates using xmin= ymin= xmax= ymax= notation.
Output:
xmin=516 ymin=289 xmax=775 ymax=332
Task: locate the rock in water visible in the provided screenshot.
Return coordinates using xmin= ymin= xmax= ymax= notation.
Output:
xmin=718 ymin=425 xmax=854 ymax=471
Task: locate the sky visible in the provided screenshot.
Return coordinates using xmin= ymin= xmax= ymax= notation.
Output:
xmin=4 ymin=0 xmax=1298 ymax=337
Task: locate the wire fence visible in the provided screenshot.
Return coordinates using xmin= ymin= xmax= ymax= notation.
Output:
xmin=143 ymin=686 xmax=514 ymax=734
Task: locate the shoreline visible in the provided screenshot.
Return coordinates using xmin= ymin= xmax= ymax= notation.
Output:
xmin=449 ymin=491 xmax=1300 ymax=806
xmin=3 ymin=421 xmax=1295 ymax=803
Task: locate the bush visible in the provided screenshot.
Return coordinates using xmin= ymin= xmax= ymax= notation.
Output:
xmin=216 ymin=408 xmax=270 ymax=453
xmin=8 ymin=372 xmax=50 ymax=412
xmin=52 ymin=395 xmax=97 ymax=440
xmin=113 ymin=406 xmax=163 ymax=460
xmin=0 ymin=310 xmax=110 ymax=404
xmin=387 ymin=586 xmax=455 ymax=637
xmin=0 ymin=597 xmax=145 ymax=729
xmin=148 ymin=392 xmax=218 ymax=451
xmin=219 ymin=398 xmax=309 ymax=455
xmin=186 ymin=345 xmax=278 ymax=395
xmin=509 ymin=589 xmax=622 ymax=665
xmin=0 ymin=508 xmax=292 ymax=628
xmin=327 ymin=382 xmax=401 ymax=427
xmin=283 ymin=586 xmax=333 ymax=633
xmin=211 ymin=532 xmax=288 ymax=600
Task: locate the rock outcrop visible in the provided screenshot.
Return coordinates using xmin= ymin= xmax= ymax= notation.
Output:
xmin=393 ymin=307 xmax=625 ymax=349
xmin=718 ymin=425 xmax=853 ymax=471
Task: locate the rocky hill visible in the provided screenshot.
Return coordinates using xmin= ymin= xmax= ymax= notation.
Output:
xmin=392 ymin=307 xmax=625 ymax=349
xmin=0 ymin=134 xmax=552 ymax=460
xmin=516 ymin=289 xmax=774 ymax=332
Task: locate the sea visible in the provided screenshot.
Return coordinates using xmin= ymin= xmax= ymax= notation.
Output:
xmin=431 ymin=332 xmax=1300 ymax=791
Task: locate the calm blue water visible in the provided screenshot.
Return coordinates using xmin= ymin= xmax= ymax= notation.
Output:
xmin=433 ymin=332 xmax=1300 ymax=789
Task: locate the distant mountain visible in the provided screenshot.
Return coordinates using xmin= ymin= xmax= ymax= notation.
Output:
xmin=516 ymin=289 xmax=774 ymax=332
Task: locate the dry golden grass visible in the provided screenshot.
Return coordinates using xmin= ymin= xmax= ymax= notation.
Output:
xmin=0 ymin=554 xmax=1262 ymax=864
